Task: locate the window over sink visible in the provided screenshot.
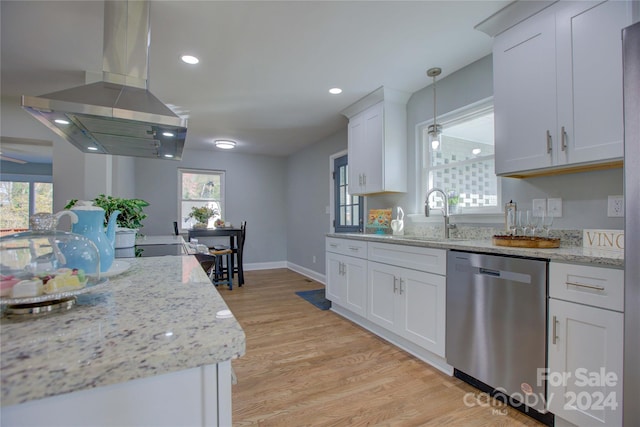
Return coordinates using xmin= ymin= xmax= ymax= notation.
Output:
xmin=420 ymin=98 xmax=501 ymax=214
xmin=178 ymin=169 xmax=225 ymax=230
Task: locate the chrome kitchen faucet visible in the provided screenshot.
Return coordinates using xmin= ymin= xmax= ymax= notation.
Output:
xmin=425 ymin=187 xmax=456 ymax=239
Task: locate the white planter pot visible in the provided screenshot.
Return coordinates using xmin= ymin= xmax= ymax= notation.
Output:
xmin=115 ymin=228 xmax=137 ymax=249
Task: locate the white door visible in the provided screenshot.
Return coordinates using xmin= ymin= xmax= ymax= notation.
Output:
xmin=399 ymin=268 xmax=446 ymax=357
xmin=493 ymin=8 xmax=557 ymax=175
xmin=326 ymin=253 xmax=345 ymax=305
xmin=548 ymin=299 xmax=623 ymax=426
xmin=343 ymin=256 xmax=367 ymax=317
xmin=367 ymin=262 xmax=399 ymax=330
xmin=556 ymin=0 xmax=629 ymax=165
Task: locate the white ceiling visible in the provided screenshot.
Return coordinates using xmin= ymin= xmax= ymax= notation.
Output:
xmin=0 ymin=0 xmax=510 ymax=163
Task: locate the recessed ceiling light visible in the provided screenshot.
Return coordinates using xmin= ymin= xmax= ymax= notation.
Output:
xmin=181 ymin=55 xmax=199 ymax=65
xmin=54 ymin=119 xmax=70 ymax=125
xmin=329 ymin=88 xmax=342 ymax=95
xmin=164 ymin=153 xmax=174 ymax=158
xmin=87 ymin=146 xmax=98 ymax=151
xmin=472 ymin=148 xmax=482 ymax=155
xmin=162 ymin=131 xmax=175 ymax=137
xmin=215 ymin=140 xmax=236 ymax=150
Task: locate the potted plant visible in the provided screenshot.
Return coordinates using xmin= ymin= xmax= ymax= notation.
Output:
xmin=447 ymin=190 xmax=460 ymax=215
xmin=188 ymin=205 xmax=219 ymax=229
xmin=65 ymin=195 xmax=149 ymax=248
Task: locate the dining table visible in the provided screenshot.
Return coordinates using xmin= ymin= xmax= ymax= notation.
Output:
xmin=187 ymin=227 xmax=244 ymax=285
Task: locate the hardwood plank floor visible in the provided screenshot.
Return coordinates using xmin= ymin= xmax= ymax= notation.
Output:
xmin=218 ymin=268 xmax=544 ymax=427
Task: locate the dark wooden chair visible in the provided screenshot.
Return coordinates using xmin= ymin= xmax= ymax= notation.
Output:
xmin=212 ymin=221 xmax=246 ymax=286
xmin=194 ymin=249 xmax=233 ymax=290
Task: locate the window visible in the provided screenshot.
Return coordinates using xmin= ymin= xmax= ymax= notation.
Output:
xmin=178 ymin=169 xmax=225 ymax=230
xmin=0 ymin=180 xmax=53 ymax=230
xmin=333 ymin=155 xmax=363 ymax=232
xmin=421 ymin=99 xmax=500 ymax=214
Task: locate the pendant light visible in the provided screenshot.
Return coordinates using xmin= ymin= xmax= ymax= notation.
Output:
xmin=427 ymin=67 xmax=442 ymax=151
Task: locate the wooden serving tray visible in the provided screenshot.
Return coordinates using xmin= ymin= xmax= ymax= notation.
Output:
xmin=492 ymin=235 xmax=561 ymax=248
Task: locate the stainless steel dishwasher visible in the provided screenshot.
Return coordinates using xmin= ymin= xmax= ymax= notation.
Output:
xmin=446 ymin=250 xmax=549 ymax=419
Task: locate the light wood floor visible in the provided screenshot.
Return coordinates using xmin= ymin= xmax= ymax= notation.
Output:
xmin=218 ymin=268 xmax=544 ymax=427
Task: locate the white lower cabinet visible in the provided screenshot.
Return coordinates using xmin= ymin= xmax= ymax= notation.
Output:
xmin=325 ymin=238 xmax=448 ymax=368
xmin=326 ymin=252 xmax=367 ymax=317
xmin=326 ymin=238 xmax=368 ymax=317
xmin=548 ymin=262 xmax=624 ymax=426
xmin=368 ymin=262 xmax=446 ymax=357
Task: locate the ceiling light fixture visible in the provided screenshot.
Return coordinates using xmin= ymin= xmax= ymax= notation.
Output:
xmin=162 ymin=131 xmax=175 ymax=137
xmin=215 ymin=140 xmax=236 ymax=150
xmin=472 ymin=148 xmax=482 ymax=155
xmin=181 ymin=55 xmax=199 ymax=65
xmin=54 ymin=119 xmax=70 ymax=125
xmin=163 ymin=153 xmax=174 ymax=158
xmin=87 ymin=146 xmax=99 ymax=151
xmin=427 ymin=67 xmax=442 ymax=151
xmin=329 ymin=87 xmax=342 ymax=95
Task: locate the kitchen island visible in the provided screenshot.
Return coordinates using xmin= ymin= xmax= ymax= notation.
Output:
xmin=0 ymin=255 xmax=245 ymax=426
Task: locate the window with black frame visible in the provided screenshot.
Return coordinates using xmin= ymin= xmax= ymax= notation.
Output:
xmin=333 ymin=155 xmax=363 ymax=232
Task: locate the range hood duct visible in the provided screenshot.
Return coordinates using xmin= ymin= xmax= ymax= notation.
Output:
xmin=21 ymin=1 xmax=187 ymax=160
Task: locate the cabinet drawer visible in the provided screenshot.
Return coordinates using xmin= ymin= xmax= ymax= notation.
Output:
xmin=326 ymin=237 xmax=367 ymax=259
xmin=367 ymin=242 xmax=446 ymax=275
xmin=549 ymin=262 xmax=624 ymax=312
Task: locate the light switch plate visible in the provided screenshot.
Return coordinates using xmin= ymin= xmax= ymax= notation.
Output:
xmin=547 ymin=198 xmax=562 ymax=217
xmin=607 ymin=195 xmax=624 ymax=217
xmin=532 ymin=199 xmax=547 ymax=217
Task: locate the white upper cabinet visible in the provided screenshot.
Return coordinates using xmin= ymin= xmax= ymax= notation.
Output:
xmin=491 ymin=0 xmax=632 ymax=177
xmin=342 ymin=87 xmax=410 ymax=195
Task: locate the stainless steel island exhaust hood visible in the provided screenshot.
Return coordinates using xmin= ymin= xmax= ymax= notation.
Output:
xmin=21 ymin=1 xmax=187 ymax=160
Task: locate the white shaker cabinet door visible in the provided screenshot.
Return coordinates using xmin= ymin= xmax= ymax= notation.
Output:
xmin=326 ymin=252 xmax=367 ymax=317
xmin=555 ymin=0 xmax=629 ymax=165
xmin=398 ymin=268 xmax=446 ymax=357
xmin=547 ymin=298 xmax=623 ymax=426
xmin=493 ymin=7 xmax=557 ymax=175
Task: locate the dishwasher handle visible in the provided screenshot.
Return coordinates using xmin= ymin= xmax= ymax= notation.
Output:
xmin=479 ymin=267 xmax=501 ymax=277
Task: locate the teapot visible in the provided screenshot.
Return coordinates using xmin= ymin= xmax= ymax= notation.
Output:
xmin=69 ymin=201 xmax=120 ymax=272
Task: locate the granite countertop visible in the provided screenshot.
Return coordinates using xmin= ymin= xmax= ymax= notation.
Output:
xmin=327 ymin=233 xmax=624 ymax=268
xmin=0 ymin=255 xmax=246 ymax=407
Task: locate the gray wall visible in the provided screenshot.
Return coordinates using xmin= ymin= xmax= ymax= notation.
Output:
xmin=134 ymin=148 xmax=288 ymax=265
xmin=286 ymin=128 xmax=347 ymax=275
xmin=366 ymin=54 xmax=625 ymax=231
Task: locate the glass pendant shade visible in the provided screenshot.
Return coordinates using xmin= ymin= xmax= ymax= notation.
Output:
xmin=428 ymin=123 xmax=442 ymax=151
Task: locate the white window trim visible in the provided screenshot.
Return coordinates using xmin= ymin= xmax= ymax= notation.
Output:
xmin=415 ymin=97 xmax=502 ymax=218
xmin=177 ymin=168 xmax=226 ymax=231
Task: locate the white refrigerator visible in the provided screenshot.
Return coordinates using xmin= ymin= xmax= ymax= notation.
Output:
xmin=623 ymin=20 xmax=639 ymax=427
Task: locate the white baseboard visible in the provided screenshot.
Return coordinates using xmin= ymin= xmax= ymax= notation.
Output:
xmin=286 ymin=262 xmax=326 ymax=285
xmin=243 ymin=261 xmax=287 ymax=271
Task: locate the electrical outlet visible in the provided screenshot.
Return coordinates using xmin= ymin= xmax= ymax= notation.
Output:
xmin=533 ymin=199 xmax=547 ymax=217
xmin=547 ymin=198 xmax=563 ymax=217
xmin=607 ymin=195 xmax=624 ymax=217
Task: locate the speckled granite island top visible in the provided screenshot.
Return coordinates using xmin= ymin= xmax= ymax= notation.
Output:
xmin=327 ymin=233 xmax=623 ymax=268
xmin=0 ymin=255 xmax=246 ymax=407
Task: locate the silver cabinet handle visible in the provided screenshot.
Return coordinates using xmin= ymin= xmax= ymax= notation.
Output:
xmin=561 ymin=126 xmax=567 ymax=151
xmin=348 ymin=246 xmax=360 ymax=252
xmin=399 ymin=278 xmax=404 ymax=295
xmin=393 ymin=276 xmax=398 ymax=293
xmin=546 ymin=130 xmax=553 ymax=154
xmin=566 ymin=281 xmax=605 ymax=291
xmin=552 ymin=315 xmax=559 ymax=345
xmin=329 ymin=243 xmax=338 ymax=248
